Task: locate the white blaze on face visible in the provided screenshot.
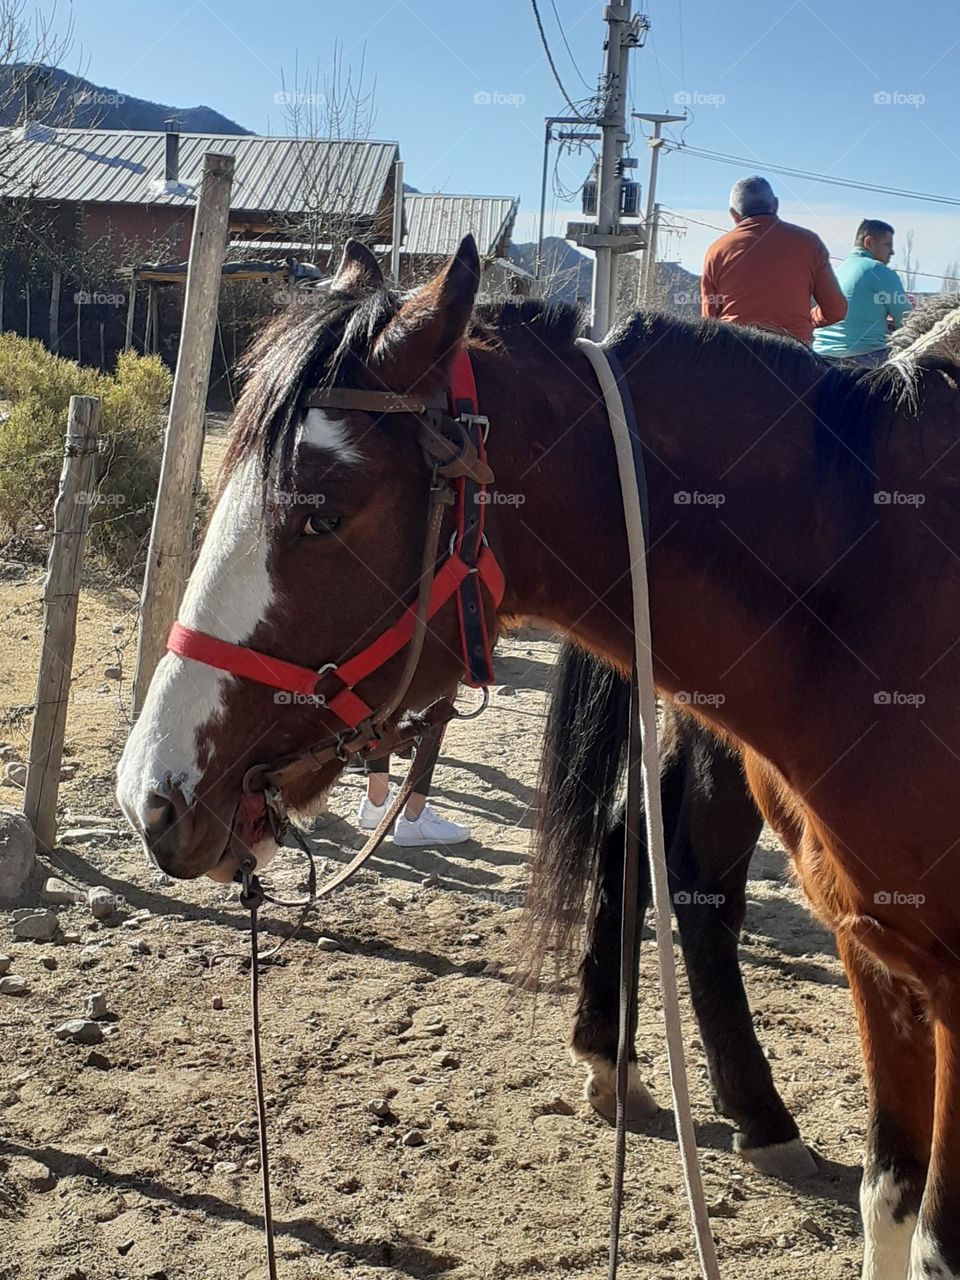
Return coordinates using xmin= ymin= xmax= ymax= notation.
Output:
xmin=116 ymin=453 xmax=273 ymax=831
xmin=861 ymin=1170 xmax=918 ymax=1280
xmin=298 ymin=407 xmax=362 ymax=463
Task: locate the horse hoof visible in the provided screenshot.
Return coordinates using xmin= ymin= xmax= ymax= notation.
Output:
xmin=583 ymin=1059 xmax=659 ymax=1123
xmin=737 ymin=1137 xmax=818 ymax=1179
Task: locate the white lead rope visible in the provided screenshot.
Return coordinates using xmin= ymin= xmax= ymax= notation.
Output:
xmin=576 ymin=337 xmax=722 ymax=1280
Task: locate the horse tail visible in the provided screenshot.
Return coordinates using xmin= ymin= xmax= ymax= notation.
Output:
xmin=523 ymin=642 xmax=629 ymax=981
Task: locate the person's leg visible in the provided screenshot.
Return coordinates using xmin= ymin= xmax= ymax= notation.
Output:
xmin=357 ymin=755 xmax=392 ymax=829
xmin=366 ymin=754 xmax=390 ymax=806
xmin=393 ymin=727 xmax=472 ymax=846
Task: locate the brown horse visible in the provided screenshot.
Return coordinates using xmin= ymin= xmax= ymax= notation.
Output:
xmin=118 ymin=235 xmax=960 ymax=1279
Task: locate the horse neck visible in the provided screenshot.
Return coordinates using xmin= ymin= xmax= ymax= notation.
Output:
xmin=477 ymin=319 xmax=854 ymax=783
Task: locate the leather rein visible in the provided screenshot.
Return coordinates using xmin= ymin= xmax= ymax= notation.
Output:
xmin=165 ymin=348 xmax=504 ymax=873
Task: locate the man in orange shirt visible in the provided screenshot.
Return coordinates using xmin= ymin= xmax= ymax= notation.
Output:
xmin=700 ymin=176 xmax=846 ymax=345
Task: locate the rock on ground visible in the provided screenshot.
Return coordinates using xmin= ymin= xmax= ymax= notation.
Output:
xmin=0 ymin=808 xmax=36 ymax=901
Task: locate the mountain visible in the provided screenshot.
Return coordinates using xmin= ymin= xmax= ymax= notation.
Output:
xmin=509 ymin=236 xmax=593 ymax=304
xmin=0 ymin=63 xmax=250 ymax=134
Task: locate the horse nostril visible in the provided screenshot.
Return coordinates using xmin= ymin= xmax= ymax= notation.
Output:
xmin=143 ymin=790 xmax=177 ymax=839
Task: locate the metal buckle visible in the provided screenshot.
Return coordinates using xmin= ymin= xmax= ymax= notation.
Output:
xmin=312 ymin=661 xmax=338 ymax=705
xmin=458 ymin=411 xmax=490 ymax=443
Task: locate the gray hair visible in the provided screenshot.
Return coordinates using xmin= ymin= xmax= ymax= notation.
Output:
xmin=729 ymin=175 xmax=777 ymax=217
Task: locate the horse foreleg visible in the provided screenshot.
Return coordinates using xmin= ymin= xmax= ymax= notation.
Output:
xmin=674 ymin=866 xmax=815 ymax=1177
xmin=837 ymin=931 xmax=931 ymax=1280
xmin=571 ymin=813 xmax=658 ymax=1120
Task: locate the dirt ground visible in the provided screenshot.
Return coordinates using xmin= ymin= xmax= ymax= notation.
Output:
xmin=0 ymin=423 xmax=866 ymax=1280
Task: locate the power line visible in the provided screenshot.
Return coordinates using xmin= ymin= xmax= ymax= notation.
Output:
xmin=663 ymin=141 xmax=960 ymax=209
xmin=548 ymin=0 xmax=594 ymax=91
xmin=530 ymin=0 xmax=588 ymax=120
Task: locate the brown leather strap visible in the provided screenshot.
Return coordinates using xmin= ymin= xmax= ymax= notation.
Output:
xmin=418 ymin=416 xmax=494 ymax=485
xmin=301 ymin=387 xmax=447 ymax=414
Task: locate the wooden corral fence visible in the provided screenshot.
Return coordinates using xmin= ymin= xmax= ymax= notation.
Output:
xmin=22 ymin=395 xmax=101 ymax=851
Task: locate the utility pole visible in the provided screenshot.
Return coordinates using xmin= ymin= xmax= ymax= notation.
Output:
xmin=536 ymin=116 xmax=598 ymax=281
xmin=590 ymin=2 xmax=643 ymax=339
xmin=633 ymin=111 xmax=685 ymax=305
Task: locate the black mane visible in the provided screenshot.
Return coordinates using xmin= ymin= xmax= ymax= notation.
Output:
xmin=228 ymin=285 xmax=950 ymax=492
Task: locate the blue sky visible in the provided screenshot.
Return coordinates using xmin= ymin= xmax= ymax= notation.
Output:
xmin=51 ymin=0 xmax=960 ymax=280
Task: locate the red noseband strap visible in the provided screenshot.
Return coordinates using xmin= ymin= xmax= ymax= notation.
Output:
xmin=166 ymin=544 xmax=504 ymax=731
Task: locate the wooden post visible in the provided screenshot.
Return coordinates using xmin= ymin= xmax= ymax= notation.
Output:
xmin=23 ymin=396 xmax=101 ymax=851
xmin=132 ymin=152 xmax=235 ymax=715
xmin=124 ymin=274 xmax=137 ymax=351
xmin=143 ymin=283 xmax=153 ymax=354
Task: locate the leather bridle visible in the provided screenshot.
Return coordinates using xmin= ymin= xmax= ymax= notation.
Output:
xmin=165 ymin=348 xmax=504 ymax=858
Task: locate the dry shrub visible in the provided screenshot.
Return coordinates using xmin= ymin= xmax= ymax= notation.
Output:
xmin=0 ymin=335 xmax=172 ymax=572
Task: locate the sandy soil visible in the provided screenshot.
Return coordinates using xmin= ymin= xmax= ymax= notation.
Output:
xmin=0 ymin=422 xmax=866 ymax=1280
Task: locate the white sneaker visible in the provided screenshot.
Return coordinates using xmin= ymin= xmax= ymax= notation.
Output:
xmin=356 ymin=788 xmax=395 ymax=831
xmin=393 ymin=804 xmax=471 ymax=847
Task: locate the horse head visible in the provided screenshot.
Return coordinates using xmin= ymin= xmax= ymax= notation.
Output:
xmin=117 ymin=235 xmax=493 ymax=881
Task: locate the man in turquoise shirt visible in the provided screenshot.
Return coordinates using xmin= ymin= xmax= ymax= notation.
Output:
xmin=813 ymin=220 xmax=912 ymax=366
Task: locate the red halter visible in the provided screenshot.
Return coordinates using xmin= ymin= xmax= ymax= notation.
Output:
xmin=166 ymin=351 xmax=505 ymax=734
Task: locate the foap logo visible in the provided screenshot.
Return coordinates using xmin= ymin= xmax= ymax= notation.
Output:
xmin=674 ymin=90 xmax=725 ymax=108
xmin=874 ymin=690 xmax=926 ymax=707
xmin=873 ymin=90 xmax=925 ymax=108
xmin=274 ymin=91 xmax=325 ymax=106
xmin=274 ymin=691 xmax=324 ymax=707
xmin=874 ymin=890 xmax=925 ymax=906
xmin=76 ymin=491 xmax=125 ymax=507
xmin=674 ymin=890 xmax=726 ymax=907
xmin=475 ymin=491 xmax=525 ymax=506
xmin=275 ymin=490 xmax=325 ymax=507
xmin=874 ymin=490 xmax=925 ymax=507
xmin=675 ymin=690 xmax=726 ymax=708
xmin=74 ymin=89 xmax=126 ymax=107
xmin=674 ymin=490 xmax=725 ymax=506
xmin=473 ymin=90 xmax=526 ymax=108
xmin=477 ymin=889 xmax=525 ymax=909
xmin=74 ymin=289 xmax=125 ymax=307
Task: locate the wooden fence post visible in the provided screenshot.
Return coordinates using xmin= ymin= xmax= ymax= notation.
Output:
xmin=132 ymin=152 xmax=235 ymax=716
xmin=23 ymin=396 xmax=101 ymax=851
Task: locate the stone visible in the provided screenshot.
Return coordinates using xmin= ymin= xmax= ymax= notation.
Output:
xmin=43 ymin=877 xmax=85 ymax=906
xmin=213 ymin=1161 xmax=238 ymax=1174
xmin=211 ymin=995 xmax=224 ymax=1011
xmin=103 ymin=666 xmax=122 ymax=680
xmin=84 ymin=1051 xmax=111 ymax=1070
xmin=88 ymin=886 xmax=121 ymax=920
xmin=54 ymin=1019 xmax=103 ymax=1046
xmin=13 ymin=910 xmax=59 ymax=942
xmin=62 ymin=829 xmax=117 ymax=847
xmin=3 ymin=762 xmax=26 ymax=788
xmin=0 ymin=955 xmax=10 ymax=975
xmin=89 ymin=1144 xmax=108 ymax=1156
xmin=59 ymin=762 xmax=78 ymax=779
xmin=0 ymin=808 xmax=36 ymax=899
xmin=84 ymin=992 xmax=108 ymax=1020
xmin=401 ymin=1129 xmax=426 ymax=1148
xmin=0 ymin=976 xmax=28 ymax=995
xmin=367 ymin=1098 xmax=393 ymax=1118
xmin=40 ymin=956 xmax=57 ymax=971
xmin=11 ymin=1156 xmax=55 ymax=1191
xmin=316 ymin=936 xmax=346 ymax=952
xmin=422 ymin=874 xmax=440 ymax=888
xmin=433 ymin=1051 xmax=460 ymax=1069
xmin=496 ymin=685 xmax=516 ymax=697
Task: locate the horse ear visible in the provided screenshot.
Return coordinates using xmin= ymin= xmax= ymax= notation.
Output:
xmin=372 ymin=234 xmax=480 ymax=387
xmin=331 ymin=239 xmax=384 ymax=293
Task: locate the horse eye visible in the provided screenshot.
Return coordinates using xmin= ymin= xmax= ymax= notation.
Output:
xmin=302 ymin=513 xmax=343 ymax=537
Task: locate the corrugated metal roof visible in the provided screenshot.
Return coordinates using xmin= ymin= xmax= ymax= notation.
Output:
xmin=403 ymin=193 xmax=518 ymax=257
xmin=0 ymin=128 xmax=399 ymax=218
